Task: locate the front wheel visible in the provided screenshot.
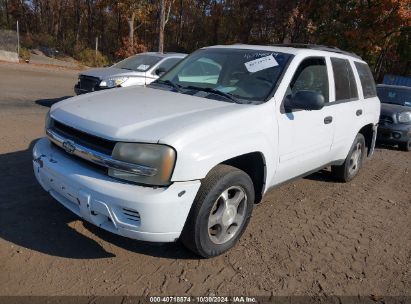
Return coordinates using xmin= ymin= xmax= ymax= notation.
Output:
xmin=331 ymin=133 xmax=366 ymax=182
xmin=180 ymin=165 xmax=255 ymax=258
xmin=399 ymin=140 xmax=411 ymax=152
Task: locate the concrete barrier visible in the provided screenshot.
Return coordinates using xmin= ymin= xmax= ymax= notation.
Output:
xmin=0 ymin=50 xmax=19 ymax=63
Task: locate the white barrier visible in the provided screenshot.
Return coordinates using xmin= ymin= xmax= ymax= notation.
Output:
xmin=0 ymin=50 xmax=19 ymax=63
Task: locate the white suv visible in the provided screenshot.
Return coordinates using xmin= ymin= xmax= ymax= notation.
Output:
xmin=33 ymin=44 xmax=380 ymax=257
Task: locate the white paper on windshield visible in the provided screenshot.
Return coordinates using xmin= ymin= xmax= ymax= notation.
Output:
xmin=244 ymin=55 xmax=278 ymax=73
xmin=137 ymin=64 xmax=150 ymax=71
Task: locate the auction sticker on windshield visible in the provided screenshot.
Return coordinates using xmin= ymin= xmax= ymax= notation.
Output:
xmin=244 ymin=55 xmax=279 ymax=73
xmin=137 ymin=64 xmax=150 ymax=71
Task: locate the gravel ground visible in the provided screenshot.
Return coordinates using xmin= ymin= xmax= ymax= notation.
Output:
xmin=0 ymin=62 xmax=410 ymax=297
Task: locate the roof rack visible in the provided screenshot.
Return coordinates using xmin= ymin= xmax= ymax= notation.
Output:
xmin=271 ymin=43 xmax=362 ymax=59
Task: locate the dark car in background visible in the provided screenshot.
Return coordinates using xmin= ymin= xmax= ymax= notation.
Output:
xmin=377 ymin=84 xmax=411 ymax=151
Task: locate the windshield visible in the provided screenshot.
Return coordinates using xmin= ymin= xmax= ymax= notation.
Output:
xmin=112 ymin=54 xmax=162 ymax=72
xmin=377 ymin=87 xmax=411 ymax=107
xmin=154 ymin=48 xmax=292 ymax=104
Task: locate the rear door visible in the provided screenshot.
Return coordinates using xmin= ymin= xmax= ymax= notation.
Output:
xmin=327 ymin=57 xmax=364 ymax=160
xmin=275 ymin=56 xmax=335 ymax=183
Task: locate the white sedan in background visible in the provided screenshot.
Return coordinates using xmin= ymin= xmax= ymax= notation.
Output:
xmin=74 ymin=52 xmax=186 ymax=94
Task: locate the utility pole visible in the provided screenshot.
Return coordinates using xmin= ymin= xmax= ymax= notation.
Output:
xmin=16 ymin=20 xmax=20 ymax=56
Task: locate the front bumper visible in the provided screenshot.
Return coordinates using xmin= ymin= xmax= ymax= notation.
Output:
xmin=74 ymin=84 xmax=87 ymax=95
xmin=74 ymin=84 xmax=108 ymax=95
xmin=33 ymin=138 xmax=201 ymax=242
xmin=377 ymin=124 xmax=411 ymax=145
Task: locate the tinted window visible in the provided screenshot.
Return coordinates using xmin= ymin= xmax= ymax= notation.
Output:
xmin=331 ymin=58 xmax=358 ymax=101
xmin=286 ymin=57 xmax=329 ymax=103
xmin=355 ymin=62 xmax=377 ymax=98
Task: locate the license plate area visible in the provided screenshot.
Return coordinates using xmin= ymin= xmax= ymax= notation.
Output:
xmin=46 ymin=171 xmax=80 ymax=206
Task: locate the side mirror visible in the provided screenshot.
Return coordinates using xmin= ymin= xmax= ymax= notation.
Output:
xmin=155 ymin=67 xmax=166 ymax=76
xmin=285 ymin=90 xmax=325 ymax=111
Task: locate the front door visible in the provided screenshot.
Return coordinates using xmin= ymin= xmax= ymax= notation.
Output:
xmin=274 ymin=56 xmax=335 ymax=184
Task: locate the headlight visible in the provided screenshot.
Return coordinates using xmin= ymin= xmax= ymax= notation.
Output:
xmin=100 ymin=77 xmax=129 ymax=88
xmin=397 ymin=112 xmax=411 ymax=123
xmin=45 ymin=110 xmax=51 ymax=129
xmin=108 ymin=143 xmax=176 ymax=186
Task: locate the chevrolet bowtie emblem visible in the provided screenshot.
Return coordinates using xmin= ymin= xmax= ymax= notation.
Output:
xmin=62 ymin=140 xmax=76 ymax=154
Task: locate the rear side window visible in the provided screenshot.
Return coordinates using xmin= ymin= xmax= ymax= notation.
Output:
xmin=331 ymin=58 xmax=358 ymax=101
xmin=355 ymin=62 xmax=377 ymax=98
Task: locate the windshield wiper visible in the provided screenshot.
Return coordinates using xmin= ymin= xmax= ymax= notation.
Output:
xmin=154 ymin=80 xmax=182 ymax=92
xmin=183 ymin=85 xmax=240 ymax=104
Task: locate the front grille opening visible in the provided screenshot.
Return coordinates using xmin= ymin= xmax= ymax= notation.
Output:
xmin=379 ymin=115 xmax=394 ymax=124
xmin=79 ymin=75 xmax=100 ymax=91
xmin=52 ymin=120 xmax=115 ymax=155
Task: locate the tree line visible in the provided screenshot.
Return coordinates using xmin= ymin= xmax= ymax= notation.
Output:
xmin=0 ymin=0 xmax=409 ymax=80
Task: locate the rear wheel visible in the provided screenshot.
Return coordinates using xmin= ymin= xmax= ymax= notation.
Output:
xmin=399 ymin=140 xmax=411 ymax=152
xmin=331 ymin=133 xmax=365 ymax=182
xmin=180 ymin=165 xmax=254 ymax=258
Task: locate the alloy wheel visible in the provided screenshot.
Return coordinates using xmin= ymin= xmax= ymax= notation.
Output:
xmin=348 ymin=142 xmax=362 ymax=176
xmin=208 ymin=186 xmax=247 ymax=245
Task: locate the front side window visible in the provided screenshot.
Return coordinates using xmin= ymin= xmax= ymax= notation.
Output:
xmin=156 ymin=58 xmax=182 ymax=73
xmin=355 ymin=62 xmax=377 ymax=98
xmin=331 ymin=58 xmax=358 ymax=101
xmin=155 ymin=48 xmax=293 ymax=104
xmin=113 ymin=54 xmax=162 ymax=72
xmin=285 ymin=57 xmax=329 ymax=104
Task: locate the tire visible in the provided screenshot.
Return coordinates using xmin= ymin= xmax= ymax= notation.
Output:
xmin=399 ymin=140 xmax=411 ymax=152
xmin=180 ymin=164 xmax=255 ymax=258
xmin=331 ymin=133 xmax=366 ymax=182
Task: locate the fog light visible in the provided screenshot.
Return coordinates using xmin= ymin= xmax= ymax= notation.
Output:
xmin=393 ymin=132 xmax=401 ymax=139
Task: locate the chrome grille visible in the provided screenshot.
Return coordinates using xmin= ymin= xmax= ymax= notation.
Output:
xmin=52 ymin=119 xmax=115 ymax=155
xmin=46 ymin=127 xmax=157 ymax=177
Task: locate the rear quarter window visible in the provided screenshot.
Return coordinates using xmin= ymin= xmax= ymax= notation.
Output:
xmin=331 ymin=58 xmax=358 ymax=102
xmin=354 ymin=62 xmax=377 ymax=98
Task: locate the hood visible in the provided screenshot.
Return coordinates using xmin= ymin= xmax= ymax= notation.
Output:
xmin=51 ymin=86 xmax=240 ymax=142
xmin=381 ymin=103 xmax=411 ymax=116
xmin=80 ymin=67 xmax=145 ymax=80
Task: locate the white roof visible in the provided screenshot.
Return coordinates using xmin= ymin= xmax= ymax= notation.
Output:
xmin=142 ymin=52 xmax=187 ymax=58
xmin=204 ymin=44 xmax=365 ymax=62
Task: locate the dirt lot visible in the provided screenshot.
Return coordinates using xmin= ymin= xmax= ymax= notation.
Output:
xmin=0 ymin=62 xmax=410 ymax=297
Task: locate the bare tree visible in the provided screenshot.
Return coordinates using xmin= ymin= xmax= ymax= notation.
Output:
xmin=128 ymin=11 xmax=135 ymax=45
xmin=105 ymin=0 xmax=147 ymax=46
xmin=158 ymin=0 xmax=174 ymax=53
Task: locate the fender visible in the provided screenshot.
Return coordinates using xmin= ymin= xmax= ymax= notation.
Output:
xmin=161 ymin=102 xmax=279 ymax=184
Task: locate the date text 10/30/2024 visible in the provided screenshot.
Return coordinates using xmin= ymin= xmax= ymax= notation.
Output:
xmin=149 ymin=296 xmax=257 ymax=303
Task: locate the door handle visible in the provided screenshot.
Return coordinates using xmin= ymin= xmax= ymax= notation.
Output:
xmin=356 ymin=109 xmax=363 ymax=116
xmin=324 ymin=116 xmax=333 ymax=124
